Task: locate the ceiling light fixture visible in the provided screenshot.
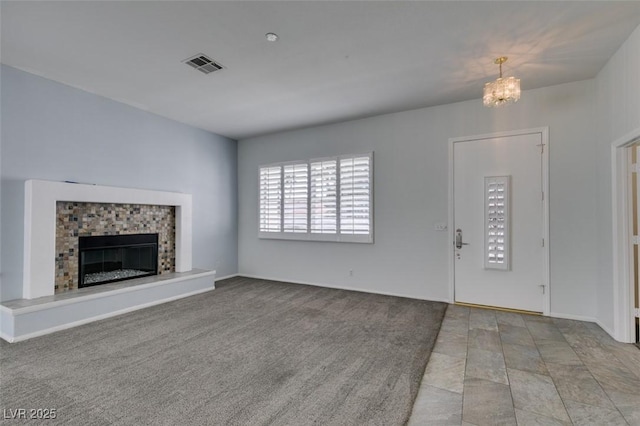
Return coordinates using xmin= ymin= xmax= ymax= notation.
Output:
xmin=265 ymin=32 xmax=279 ymax=42
xmin=483 ymin=57 xmax=521 ymax=107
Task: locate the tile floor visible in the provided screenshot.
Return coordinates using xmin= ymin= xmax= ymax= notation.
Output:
xmin=408 ymin=305 xmax=640 ymax=425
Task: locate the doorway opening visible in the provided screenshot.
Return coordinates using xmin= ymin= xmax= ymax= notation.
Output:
xmin=612 ymin=128 xmax=640 ymax=344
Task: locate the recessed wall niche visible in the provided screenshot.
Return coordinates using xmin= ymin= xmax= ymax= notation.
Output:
xmin=55 ymin=202 xmax=176 ymax=292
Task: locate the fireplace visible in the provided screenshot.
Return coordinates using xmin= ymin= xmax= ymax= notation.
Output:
xmin=78 ymin=234 xmax=159 ymax=288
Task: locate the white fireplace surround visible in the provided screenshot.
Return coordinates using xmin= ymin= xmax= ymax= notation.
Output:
xmin=24 ymin=179 xmax=192 ymax=299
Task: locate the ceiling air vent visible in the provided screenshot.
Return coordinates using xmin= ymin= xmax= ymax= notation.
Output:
xmin=183 ymin=54 xmax=224 ymax=75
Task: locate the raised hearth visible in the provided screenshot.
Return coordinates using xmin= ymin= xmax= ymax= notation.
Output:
xmin=1 ymin=269 xmax=216 ymax=342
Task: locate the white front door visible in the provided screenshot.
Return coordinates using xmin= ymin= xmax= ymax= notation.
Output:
xmin=452 ymin=130 xmax=547 ymax=313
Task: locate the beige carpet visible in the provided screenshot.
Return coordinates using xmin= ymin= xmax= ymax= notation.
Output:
xmin=0 ymin=277 xmax=446 ymax=425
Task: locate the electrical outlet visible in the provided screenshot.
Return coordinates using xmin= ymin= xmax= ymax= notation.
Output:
xmin=349 ymin=270 xmax=354 ymax=277
xmin=434 ymin=223 xmax=448 ymax=231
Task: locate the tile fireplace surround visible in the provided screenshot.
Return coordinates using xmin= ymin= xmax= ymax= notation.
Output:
xmin=55 ymin=202 xmax=176 ymax=292
xmin=0 ymin=180 xmax=216 ymax=342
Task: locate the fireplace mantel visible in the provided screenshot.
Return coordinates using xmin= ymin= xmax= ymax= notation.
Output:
xmin=24 ymin=180 xmax=192 ymax=299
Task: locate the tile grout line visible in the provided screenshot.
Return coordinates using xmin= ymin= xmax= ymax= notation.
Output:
xmin=497 ymin=311 xmax=521 ymax=425
xmin=529 ymin=318 xmax=575 ymax=425
xmin=461 ymin=307 xmax=471 ymax=425
xmin=554 ymin=321 xmax=632 ymax=425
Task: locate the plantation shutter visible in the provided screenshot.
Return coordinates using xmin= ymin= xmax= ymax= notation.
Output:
xmin=283 ymin=163 xmax=308 ymax=233
xmin=259 ymin=166 xmax=282 ymax=232
xmin=310 ymin=160 xmax=338 ymax=233
xmin=485 ymin=176 xmax=510 ymax=270
xmin=339 ymin=155 xmax=371 ymax=235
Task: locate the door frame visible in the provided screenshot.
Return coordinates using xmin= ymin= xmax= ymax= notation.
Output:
xmin=612 ymin=127 xmax=640 ymax=343
xmin=448 ymin=127 xmax=550 ymax=315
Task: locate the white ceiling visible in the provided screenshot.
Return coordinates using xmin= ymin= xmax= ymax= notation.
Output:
xmin=2 ymin=1 xmax=640 ymax=140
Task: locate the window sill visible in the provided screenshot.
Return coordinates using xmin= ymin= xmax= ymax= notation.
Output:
xmin=259 ymin=232 xmax=373 ymax=244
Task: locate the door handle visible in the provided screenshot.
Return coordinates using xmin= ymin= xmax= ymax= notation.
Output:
xmin=455 ymin=229 xmax=469 ymax=249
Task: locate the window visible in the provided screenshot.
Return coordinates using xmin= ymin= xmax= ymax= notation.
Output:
xmin=259 ymin=153 xmax=373 ymax=243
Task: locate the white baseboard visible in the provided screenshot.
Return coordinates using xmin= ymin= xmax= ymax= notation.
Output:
xmin=549 ymin=312 xmax=624 ymax=342
xmin=215 ymin=273 xmax=239 ymax=281
xmin=595 ymin=319 xmax=617 ymax=341
xmin=549 ymin=312 xmax=597 ymax=323
xmin=238 ymin=273 xmax=451 ymax=303
xmin=228 ymin=277 xmax=623 ymax=339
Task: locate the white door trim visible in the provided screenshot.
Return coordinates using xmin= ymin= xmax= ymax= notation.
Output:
xmin=611 ymin=127 xmax=640 ymax=343
xmin=448 ymin=127 xmax=550 ymax=315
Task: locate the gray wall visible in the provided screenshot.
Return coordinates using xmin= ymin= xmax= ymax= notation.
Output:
xmin=0 ymin=65 xmax=238 ymax=301
xmin=594 ymin=24 xmax=640 ymax=332
xmin=239 ymin=79 xmax=599 ymax=320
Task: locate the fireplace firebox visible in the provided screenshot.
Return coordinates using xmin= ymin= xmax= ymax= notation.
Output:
xmin=78 ymin=234 xmax=158 ymax=288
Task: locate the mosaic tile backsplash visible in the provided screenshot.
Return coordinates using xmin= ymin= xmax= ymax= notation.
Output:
xmin=55 ymin=202 xmax=176 ymax=292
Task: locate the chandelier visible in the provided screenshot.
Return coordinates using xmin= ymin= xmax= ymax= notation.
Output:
xmin=483 ymin=57 xmax=521 ymax=107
